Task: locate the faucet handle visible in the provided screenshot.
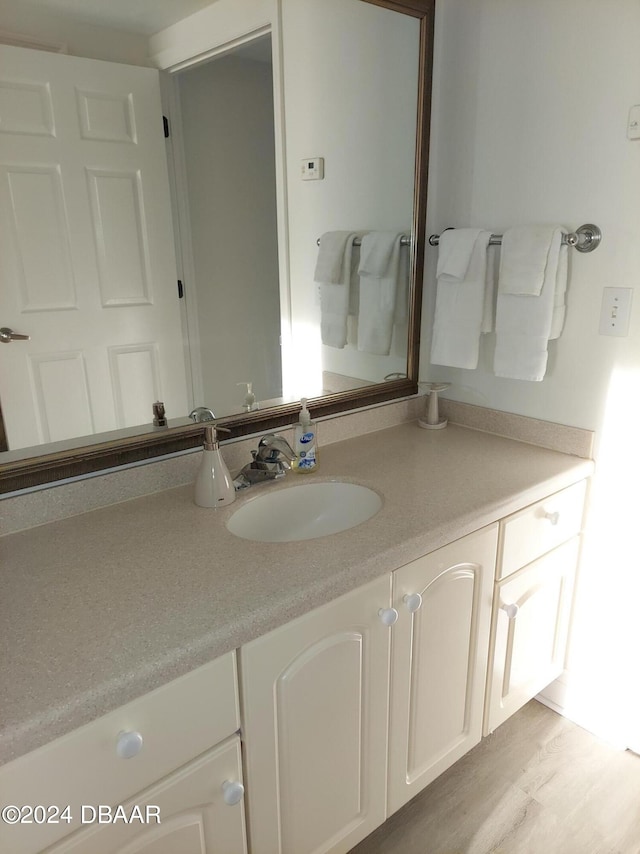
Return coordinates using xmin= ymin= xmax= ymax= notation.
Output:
xmin=257 ymin=434 xmax=296 ymax=462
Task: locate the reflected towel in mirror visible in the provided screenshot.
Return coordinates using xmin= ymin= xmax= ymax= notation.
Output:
xmin=357 ymin=232 xmax=406 ymax=355
xmin=316 ymin=231 xmax=358 ymax=348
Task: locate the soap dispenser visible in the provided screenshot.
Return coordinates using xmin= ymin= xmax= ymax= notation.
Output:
xmin=293 ymin=398 xmax=318 ymax=473
xmin=194 ymin=425 xmax=236 ymax=508
xmin=237 ymin=382 xmax=257 ymax=412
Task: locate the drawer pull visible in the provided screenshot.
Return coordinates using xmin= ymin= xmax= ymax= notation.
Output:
xmin=116 ymin=730 xmax=144 ymax=759
xmin=544 ymin=510 xmax=560 ymax=525
xmin=222 ymin=780 xmax=245 ymax=806
xmin=501 ymin=602 xmax=519 ymax=620
xmin=378 ymin=607 xmax=399 ymax=626
xmin=403 ymin=593 xmax=423 ymax=613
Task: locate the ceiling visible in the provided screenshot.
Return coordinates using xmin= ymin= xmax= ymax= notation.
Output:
xmin=14 ymin=0 xmax=219 ymax=36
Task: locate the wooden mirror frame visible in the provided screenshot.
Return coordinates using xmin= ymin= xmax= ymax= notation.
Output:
xmin=0 ymin=0 xmax=435 ymax=494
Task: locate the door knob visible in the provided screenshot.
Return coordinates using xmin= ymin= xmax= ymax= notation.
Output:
xmin=115 ymin=730 xmax=144 ymax=759
xmin=0 ymin=327 xmax=30 ymax=344
xmin=403 ymin=593 xmax=423 ymax=613
xmin=378 ymin=607 xmax=399 ymax=626
xmin=222 ymin=780 xmax=245 ymax=806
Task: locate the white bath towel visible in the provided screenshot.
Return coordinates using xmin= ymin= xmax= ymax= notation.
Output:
xmin=494 ymin=226 xmax=568 ymax=381
xmin=316 ymin=231 xmax=357 ymax=348
xmin=430 ymin=229 xmax=492 ymax=369
xmin=357 ymin=232 xmax=405 ymax=355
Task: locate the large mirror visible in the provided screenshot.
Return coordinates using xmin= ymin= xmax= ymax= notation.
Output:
xmin=0 ymin=0 xmax=434 ymax=492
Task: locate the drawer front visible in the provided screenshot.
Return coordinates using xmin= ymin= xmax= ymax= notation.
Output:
xmin=0 ymin=651 xmax=239 ymax=854
xmin=498 ymin=480 xmax=586 ymax=579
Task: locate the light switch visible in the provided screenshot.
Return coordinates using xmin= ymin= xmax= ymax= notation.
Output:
xmin=627 ymin=105 xmax=640 ymax=140
xmin=301 ymin=157 xmax=324 ymax=181
xmin=599 ymin=287 xmax=633 ymax=337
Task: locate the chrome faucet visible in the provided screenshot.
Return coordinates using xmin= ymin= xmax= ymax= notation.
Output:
xmin=189 ymin=406 xmax=216 ymax=423
xmin=235 ymin=433 xmax=296 ymax=488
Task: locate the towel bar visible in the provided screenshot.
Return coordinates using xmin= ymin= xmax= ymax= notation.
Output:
xmin=316 ymin=234 xmax=411 ymax=247
xmin=428 ymin=223 xmax=602 ymax=253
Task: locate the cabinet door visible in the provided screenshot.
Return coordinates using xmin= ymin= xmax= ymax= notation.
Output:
xmin=388 ymin=525 xmax=498 ymax=813
xmin=484 ymin=537 xmax=579 ymax=735
xmin=240 ymin=574 xmax=392 ymax=854
xmin=47 ymin=736 xmax=247 ymax=854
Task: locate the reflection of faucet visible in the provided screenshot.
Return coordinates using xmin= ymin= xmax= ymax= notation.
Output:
xmin=189 ymin=406 xmax=216 ymax=423
xmin=235 ymin=433 xmax=296 ymax=488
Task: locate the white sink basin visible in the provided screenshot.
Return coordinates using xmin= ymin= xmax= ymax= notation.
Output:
xmin=226 ymin=481 xmax=382 ymax=543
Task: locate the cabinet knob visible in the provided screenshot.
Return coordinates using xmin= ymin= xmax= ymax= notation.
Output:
xmin=544 ymin=510 xmax=560 ymax=525
xmin=378 ymin=607 xmax=399 ymax=626
xmin=222 ymin=780 xmax=245 ymax=806
xmin=403 ymin=593 xmax=423 ymax=613
xmin=116 ymin=730 xmax=144 ymax=759
xmin=501 ymin=602 xmax=519 ymax=620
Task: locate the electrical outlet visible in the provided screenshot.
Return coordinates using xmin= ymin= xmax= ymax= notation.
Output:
xmin=599 ymin=287 xmax=633 ymax=337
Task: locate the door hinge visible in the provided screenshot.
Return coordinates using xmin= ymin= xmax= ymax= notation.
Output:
xmin=163 ymin=115 xmax=170 ymax=138
xmin=177 ymin=279 xmax=184 ymax=299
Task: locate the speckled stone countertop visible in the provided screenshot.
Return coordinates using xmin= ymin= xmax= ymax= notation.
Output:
xmin=0 ymin=422 xmax=593 ymax=766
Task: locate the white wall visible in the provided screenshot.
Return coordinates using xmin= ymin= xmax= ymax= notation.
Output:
xmin=424 ymin=0 xmax=640 ymax=745
xmin=0 ymin=0 xmax=150 ymax=65
xmin=178 ymin=53 xmax=282 ymax=415
xmin=422 ymin=0 xmax=640 ymax=438
xmin=282 ymin=0 xmax=418 ymax=394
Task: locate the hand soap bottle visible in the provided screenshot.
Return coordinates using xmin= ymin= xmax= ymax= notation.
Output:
xmin=194 ymin=425 xmax=236 ymax=508
xmin=293 ymin=398 xmax=318 ymax=473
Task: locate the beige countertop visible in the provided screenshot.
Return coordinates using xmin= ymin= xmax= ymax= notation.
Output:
xmin=0 ymin=422 xmax=593 ymax=766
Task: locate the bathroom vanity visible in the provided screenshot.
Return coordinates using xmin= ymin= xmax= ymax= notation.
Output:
xmin=0 ymin=421 xmax=592 ymax=854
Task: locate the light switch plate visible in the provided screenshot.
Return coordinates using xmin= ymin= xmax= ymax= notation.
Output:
xmin=599 ymin=287 xmax=633 ymax=337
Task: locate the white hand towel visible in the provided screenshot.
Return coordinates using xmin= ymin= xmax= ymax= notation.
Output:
xmin=498 ymin=225 xmax=559 ymax=296
xmin=430 ymin=229 xmax=492 ymax=369
xmin=494 ymin=227 xmax=568 ymax=381
xmin=357 ymin=232 xmax=404 ymax=355
xmin=316 ymin=231 xmax=357 ymax=349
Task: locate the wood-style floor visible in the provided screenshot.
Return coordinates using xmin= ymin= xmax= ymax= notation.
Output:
xmin=350 ymin=700 xmax=640 ymax=854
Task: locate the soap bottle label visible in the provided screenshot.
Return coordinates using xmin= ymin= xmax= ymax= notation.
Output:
xmin=295 ymin=429 xmax=317 ymax=471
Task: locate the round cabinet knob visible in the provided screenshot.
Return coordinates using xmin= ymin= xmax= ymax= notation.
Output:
xmin=116 ymin=730 xmax=144 ymax=759
xmin=403 ymin=593 xmax=423 ymax=613
xmin=544 ymin=510 xmax=560 ymax=526
xmin=501 ymin=602 xmax=519 ymax=620
xmin=378 ymin=607 xmax=399 ymax=626
xmin=222 ymin=780 xmax=245 ymax=806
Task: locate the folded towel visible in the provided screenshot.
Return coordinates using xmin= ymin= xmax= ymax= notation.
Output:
xmin=357 ymin=232 xmax=405 ymax=355
xmin=316 ymin=231 xmax=358 ymax=348
xmin=494 ymin=227 xmax=568 ymax=381
xmin=430 ymin=229 xmax=492 ymax=369
xmin=498 ymin=225 xmax=560 ymax=296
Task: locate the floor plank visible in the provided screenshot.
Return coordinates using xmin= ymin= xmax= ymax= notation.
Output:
xmin=350 ymin=701 xmax=640 ymax=854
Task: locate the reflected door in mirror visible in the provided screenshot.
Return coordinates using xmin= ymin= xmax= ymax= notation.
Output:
xmin=0 ymin=45 xmax=188 ymax=451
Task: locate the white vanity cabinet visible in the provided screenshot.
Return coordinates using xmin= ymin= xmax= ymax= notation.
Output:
xmin=484 ymin=481 xmax=587 ymax=735
xmin=239 ymin=574 xmax=393 ymax=854
xmin=387 ymin=525 xmax=498 ymax=814
xmin=239 ymin=527 xmax=499 ymax=854
xmin=0 ymin=652 xmax=246 ymax=854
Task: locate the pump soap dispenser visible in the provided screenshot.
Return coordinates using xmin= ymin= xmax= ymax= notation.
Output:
xmin=194 ymin=425 xmax=236 ymax=508
xmin=293 ymin=398 xmax=318 ymax=473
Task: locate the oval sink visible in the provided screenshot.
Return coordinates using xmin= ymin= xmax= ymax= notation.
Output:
xmin=226 ymin=481 xmax=382 ymax=543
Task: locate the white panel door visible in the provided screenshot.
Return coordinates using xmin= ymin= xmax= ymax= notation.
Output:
xmin=240 ymin=575 xmax=392 ymax=854
xmin=388 ymin=525 xmax=497 ymax=814
xmin=0 ymin=45 xmax=188 ymax=450
xmin=484 ymin=537 xmax=579 ymax=735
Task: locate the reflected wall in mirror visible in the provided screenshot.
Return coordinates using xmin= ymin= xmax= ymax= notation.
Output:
xmin=0 ymin=0 xmax=435 ymax=492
